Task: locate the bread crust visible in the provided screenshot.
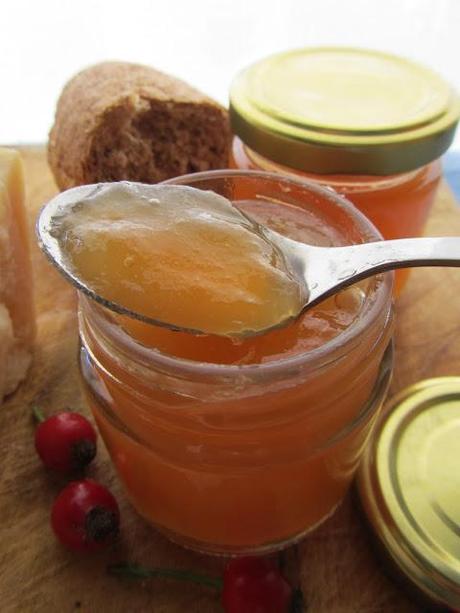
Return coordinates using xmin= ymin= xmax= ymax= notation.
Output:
xmin=48 ymin=62 xmax=231 ymax=190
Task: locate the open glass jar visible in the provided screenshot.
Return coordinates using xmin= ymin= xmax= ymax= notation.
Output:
xmin=78 ymin=170 xmax=394 ymax=555
xmin=230 ymin=48 xmax=460 ymax=292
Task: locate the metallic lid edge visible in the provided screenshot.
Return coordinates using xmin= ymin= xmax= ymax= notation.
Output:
xmin=356 ymin=377 xmax=460 ymax=609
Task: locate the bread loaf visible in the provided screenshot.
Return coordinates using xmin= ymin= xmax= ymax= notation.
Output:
xmin=48 ymin=62 xmax=231 ymax=190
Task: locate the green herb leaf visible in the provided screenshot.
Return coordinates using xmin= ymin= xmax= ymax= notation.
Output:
xmin=107 ymin=562 xmax=223 ymax=590
xmin=32 ymin=406 xmax=46 ymax=423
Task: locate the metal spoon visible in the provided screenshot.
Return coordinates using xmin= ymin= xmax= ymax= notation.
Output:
xmin=37 ymin=182 xmax=460 ymax=337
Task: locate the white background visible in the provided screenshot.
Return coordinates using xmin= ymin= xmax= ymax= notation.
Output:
xmin=1 ymin=0 xmax=459 ymax=149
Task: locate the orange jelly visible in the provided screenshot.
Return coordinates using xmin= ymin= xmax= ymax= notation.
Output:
xmin=76 ymin=171 xmax=394 ymax=554
xmin=50 ymin=182 xmax=304 ymax=337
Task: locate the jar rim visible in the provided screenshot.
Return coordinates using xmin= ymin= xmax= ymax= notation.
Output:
xmin=82 ymin=169 xmax=393 ymax=380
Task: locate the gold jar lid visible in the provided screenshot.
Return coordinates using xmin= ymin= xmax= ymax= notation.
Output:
xmin=229 ymin=48 xmax=460 ymax=175
xmin=357 ymin=377 xmax=460 ymax=609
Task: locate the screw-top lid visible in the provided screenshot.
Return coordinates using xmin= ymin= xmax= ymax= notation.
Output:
xmin=357 ymin=377 xmax=460 ymax=609
xmin=230 ymin=48 xmax=460 ymax=175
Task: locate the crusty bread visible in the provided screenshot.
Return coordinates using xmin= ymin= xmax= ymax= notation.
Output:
xmin=48 ymin=62 xmax=231 ymax=190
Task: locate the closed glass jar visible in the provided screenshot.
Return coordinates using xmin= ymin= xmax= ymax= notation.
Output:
xmin=78 ymin=170 xmax=394 ymax=555
xmin=230 ymin=48 xmax=460 ymax=292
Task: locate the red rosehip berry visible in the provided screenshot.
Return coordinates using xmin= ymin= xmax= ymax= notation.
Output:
xmin=222 ymin=556 xmax=293 ymax=613
xmin=51 ymin=479 xmax=120 ymax=552
xmin=34 ymin=410 xmax=97 ymax=473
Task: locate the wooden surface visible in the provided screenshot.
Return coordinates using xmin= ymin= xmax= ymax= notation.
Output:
xmin=1 ymin=147 xmax=459 ymax=612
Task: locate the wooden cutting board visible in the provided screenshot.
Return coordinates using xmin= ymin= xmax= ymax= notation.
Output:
xmin=1 ymin=147 xmax=459 ymax=613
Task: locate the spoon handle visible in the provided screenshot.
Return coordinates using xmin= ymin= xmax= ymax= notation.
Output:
xmin=333 ymin=236 xmax=460 ymax=279
xmin=302 ymin=236 xmax=460 ymax=307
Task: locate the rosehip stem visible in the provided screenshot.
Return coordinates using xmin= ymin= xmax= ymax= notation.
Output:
xmin=108 ymin=562 xmax=224 ymax=590
xmin=290 ymin=588 xmax=305 ymax=613
xmin=32 ymin=406 xmax=46 ymax=423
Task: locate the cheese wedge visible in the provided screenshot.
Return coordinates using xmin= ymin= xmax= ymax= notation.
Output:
xmin=0 ymin=148 xmax=35 ymax=402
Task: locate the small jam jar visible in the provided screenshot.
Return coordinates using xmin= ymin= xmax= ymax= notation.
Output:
xmin=78 ymin=170 xmax=394 ymax=555
xmin=230 ymin=48 xmax=460 ymax=292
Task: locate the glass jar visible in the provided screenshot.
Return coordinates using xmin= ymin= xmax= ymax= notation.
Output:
xmin=229 ymin=48 xmax=460 ymax=293
xmin=78 ymin=170 xmax=394 ymax=555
